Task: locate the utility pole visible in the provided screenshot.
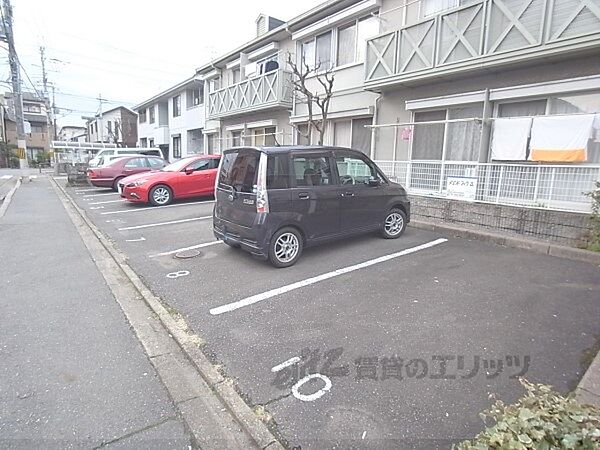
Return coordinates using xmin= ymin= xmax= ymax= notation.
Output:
xmin=39 ymin=45 xmax=54 ymax=140
xmin=97 ymin=94 xmax=104 ymax=143
xmin=51 ymin=84 xmax=57 ymax=140
xmin=2 ymin=0 xmax=28 ymax=168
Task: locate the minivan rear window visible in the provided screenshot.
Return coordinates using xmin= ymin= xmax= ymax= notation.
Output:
xmin=219 ymin=150 xmax=259 ymax=193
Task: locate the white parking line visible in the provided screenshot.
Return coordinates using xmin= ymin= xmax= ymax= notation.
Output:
xmin=271 ymin=357 xmax=301 ymax=373
xmin=75 ymin=188 xmax=105 ymax=193
xmin=118 ymin=216 xmax=212 ymax=231
xmin=101 ymin=200 xmax=215 ymax=215
xmin=209 ymin=238 xmax=448 ymax=316
xmin=149 ymin=240 xmax=223 ymax=258
xmin=82 ymin=192 xmax=119 ymax=198
xmin=88 ymin=199 xmax=126 ymax=205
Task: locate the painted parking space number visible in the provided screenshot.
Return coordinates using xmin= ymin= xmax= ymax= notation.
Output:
xmin=166 ymin=270 xmax=190 ymax=279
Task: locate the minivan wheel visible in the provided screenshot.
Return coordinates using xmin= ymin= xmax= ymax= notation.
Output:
xmin=149 ymin=185 xmax=172 ymax=206
xmin=268 ymin=227 xmax=303 ymax=268
xmin=381 ymin=209 xmax=407 ymax=239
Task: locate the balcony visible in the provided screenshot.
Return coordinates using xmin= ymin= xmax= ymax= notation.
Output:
xmin=207 ymin=69 xmax=293 ymax=119
xmin=364 ymin=0 xmax=600 ymax=89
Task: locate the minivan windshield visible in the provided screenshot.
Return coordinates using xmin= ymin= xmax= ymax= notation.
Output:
xmin=219 ymin=149 xmax=259 ymax=193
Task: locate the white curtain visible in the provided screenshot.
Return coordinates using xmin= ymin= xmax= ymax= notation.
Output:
xmin=351 ymin=118 xmax=372 ymax=154
xmin=334 ymin=121 xmax=351 ymax=147
xmin=446 ymin=104 xmax=483 ymax=161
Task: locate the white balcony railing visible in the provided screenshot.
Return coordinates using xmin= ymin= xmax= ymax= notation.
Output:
xmin=207 ymin=69 xmax=293 ymax=119
xmin=365 ymin=0 xmax=600 ymax=85
xmin=374 ymin=160 xmax=600 ymax=213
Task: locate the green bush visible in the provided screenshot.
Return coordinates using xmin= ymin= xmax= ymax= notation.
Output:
xmin=453 ymin=379 xmax=599 ymax=450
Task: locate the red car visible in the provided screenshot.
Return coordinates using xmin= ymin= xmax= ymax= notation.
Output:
xmin=87 ymin=156 xmax=167 ymax=190
xmin=119 ymin=155 xmax=221 ymax=206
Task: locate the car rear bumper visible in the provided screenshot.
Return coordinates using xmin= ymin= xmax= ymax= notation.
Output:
xmin=213 ymin=217 xmax=268 ymax=259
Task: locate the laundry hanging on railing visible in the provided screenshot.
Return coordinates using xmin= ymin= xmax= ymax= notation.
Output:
xmin=529 ymin=114 xmax=595 ymax=162
xmin=490 ymin=117 xmax=532 ymax=161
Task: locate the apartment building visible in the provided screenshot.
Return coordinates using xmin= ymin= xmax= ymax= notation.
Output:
xmin=134 ymin=76 xmax=205 ymax=161
xmin=86 ymin=106 xmax=138 ymax=147
xmin=3 ymin=92 xmax=52 ymax=159
xmin=196 ymin=2 xmax=383 ymax=154
xmin=58 ymin=125 xmax=87 ymax=142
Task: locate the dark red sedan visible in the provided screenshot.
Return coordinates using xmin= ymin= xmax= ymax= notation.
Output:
xmin=118 ymin=155 xmax=221 ymax=206
xmin=87 ymin=156 xmax=167 ymax=190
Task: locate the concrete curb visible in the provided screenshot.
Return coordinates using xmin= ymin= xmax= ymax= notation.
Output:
xmin=50 ymin=177 xmax=284 ymax=450
xmin=575 ymin=349 xmax=600 ymax=408
xmin=409 ymin=220 xmax=600 ymax=266
xmin=0 ymin=177 xmax=22 ymax=219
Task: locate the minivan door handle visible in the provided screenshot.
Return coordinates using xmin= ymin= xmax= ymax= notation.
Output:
xmin=298 ymin=192 xmax=310 ymax=200
xmin=341 ymin=192 xmax=355 ymax=197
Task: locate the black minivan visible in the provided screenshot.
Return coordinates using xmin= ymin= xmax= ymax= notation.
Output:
xmin=213 ymin=146 xmax=410 ymax=268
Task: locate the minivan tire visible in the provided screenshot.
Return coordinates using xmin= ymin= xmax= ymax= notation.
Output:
xmin=149 ymin=185 xmax=173 ymax=206
xmin=381 ymin=208 xmax=407 ymax=239
xmin=268 ymin=227 xmax=303 ymax=268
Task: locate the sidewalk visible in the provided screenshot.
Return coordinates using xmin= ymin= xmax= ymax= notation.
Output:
xmin=0 ymin=177 xmax=191 ymax=448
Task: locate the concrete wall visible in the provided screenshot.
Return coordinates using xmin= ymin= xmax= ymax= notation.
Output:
xmin=410 ymin=195 xmax=592 ymax=248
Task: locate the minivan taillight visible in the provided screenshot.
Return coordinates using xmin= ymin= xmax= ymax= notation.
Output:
xmin=256 ymin=152 xmax=269 ymax=214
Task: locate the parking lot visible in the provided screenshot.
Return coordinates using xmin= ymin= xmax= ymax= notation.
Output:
xmin=63 ymin=181 xmax=600 ymax=449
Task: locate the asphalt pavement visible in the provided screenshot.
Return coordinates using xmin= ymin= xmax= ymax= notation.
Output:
xmin=62 ymin=180 xmax=600 ymax=449
xmin=0 ymin=177 xmax=192 ymax=449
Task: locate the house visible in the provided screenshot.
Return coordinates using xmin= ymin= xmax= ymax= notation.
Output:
xmin=85 ymin=106 xmax=138 ymax=148
xmin=134 ymin=76 xmax=205 ymax=161
xmin=58 ymin=125 xmax=87 ymax=142
xmin=3 ymin=91 xmax=52 ymax=160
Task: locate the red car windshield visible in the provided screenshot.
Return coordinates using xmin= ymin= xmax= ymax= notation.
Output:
xmin=162 ymin=158 xmax=197 ymax=172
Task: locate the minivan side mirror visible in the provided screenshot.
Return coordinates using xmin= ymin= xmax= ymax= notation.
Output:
xmin=368 ymin=178 xmax=380 ymax=187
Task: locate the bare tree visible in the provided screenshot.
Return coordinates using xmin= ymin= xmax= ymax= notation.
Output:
xmin=107 ymin=118 xmax=135 ymax=147
xmin=286 ymin=52 xmax=334 ymax=146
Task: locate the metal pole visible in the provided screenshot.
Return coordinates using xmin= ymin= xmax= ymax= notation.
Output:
xmin=2 ymin=0 xmax=27 ymax=168
xmin=478 ymin=88 xmax=492 ymax=163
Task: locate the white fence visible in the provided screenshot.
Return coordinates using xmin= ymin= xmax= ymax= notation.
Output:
xmin=374 ymin=160 xmax=600 ymax=213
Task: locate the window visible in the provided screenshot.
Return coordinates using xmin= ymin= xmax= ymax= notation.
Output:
xmin=187 ymin=159 xmax=211 ymax=171
xmin=257 ymin=55 xmax=279 ymax=75
xmin=337 ymin=23 xmax=356 ymax=66
xmin=124 ymin=158 xmax=147 ymax=168
xmin=316 ymin=32 xmax=332 ymax=69
xmin=149 ymin=139 xmax=154 ymax=147
xmin=218 ymin=149 xmax=259 ymax=193
xmin=334 ymin=121 xmax=352 ymax=147
xmin=23 ymin=103 xmax=41 ymax=113
xmin=107 ymin=121 xmax=112 ymax=133
xmin=172 ymin=135 xmax=181 ymax=158
xmin=301 ymin=40 xmax=316 ymax=70
xmin=356 ymin=16 xmax=379 ymax=62
xmin=187 ymin=88 xmax=203 ymax=107
xmin=208 ymin=79 xmax=220 ymax=93
xmin=412 ymin=110 xmax=446 ymax=160
xmin=351 ymin=118 xmax=372 ymax=154
xmin=30 ymin=124 xmax=44 ymax=133
xmin=498 ymin=99 xmax=547 ymax=118
xmin=139 ymin=108 xmax=147 ymax=123
xmin=335 ymin=154 xmax=378 ymax=185
xmin=149 ymin=105 xmax=155 ymax=123
xmin=147 ymin=158 xmax=166 ymax=169
xmin=292 ymin=154 xmax=332 ymax=187
xmin=173 ymin=95 xmax=181 ymax=117
xmin=140 ymin=138 xmax=148 ymax=147
xmin=267 ymin=154 xmax=290 ymax=189
xmin=232 ymin=68 xmax=240 ymax=85
xmin=421 ymin=0 xmax=458 ymax=17
xmin=231 ymin=130 xmax=242 ymax=147
xmin=252 ymin=127 xmax=277 ymax=146
xmin=207 ymin=133 xmax=219 ymax=154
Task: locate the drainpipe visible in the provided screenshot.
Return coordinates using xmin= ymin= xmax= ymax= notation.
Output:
xmin=478 ymin=88 xmax=492 ymax=163
xmin=370 ymin=93 xmax=383 ymax=159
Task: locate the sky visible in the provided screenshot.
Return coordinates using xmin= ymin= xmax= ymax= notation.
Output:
xmin=3 ymin=0 xmax=325 ymax=129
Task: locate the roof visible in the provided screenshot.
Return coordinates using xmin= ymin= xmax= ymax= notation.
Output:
xmin=222 ymin=145 xmax=365 ymax=154
xmin=133 ymin=76 xmax=202 ymax=111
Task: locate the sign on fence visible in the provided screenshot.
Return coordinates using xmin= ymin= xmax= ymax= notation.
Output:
xmin=446 ymin=176 xmax=478 ymax=201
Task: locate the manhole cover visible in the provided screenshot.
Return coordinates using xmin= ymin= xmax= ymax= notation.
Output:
xmin=174 ymin=249 xmax=201 ymax=259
